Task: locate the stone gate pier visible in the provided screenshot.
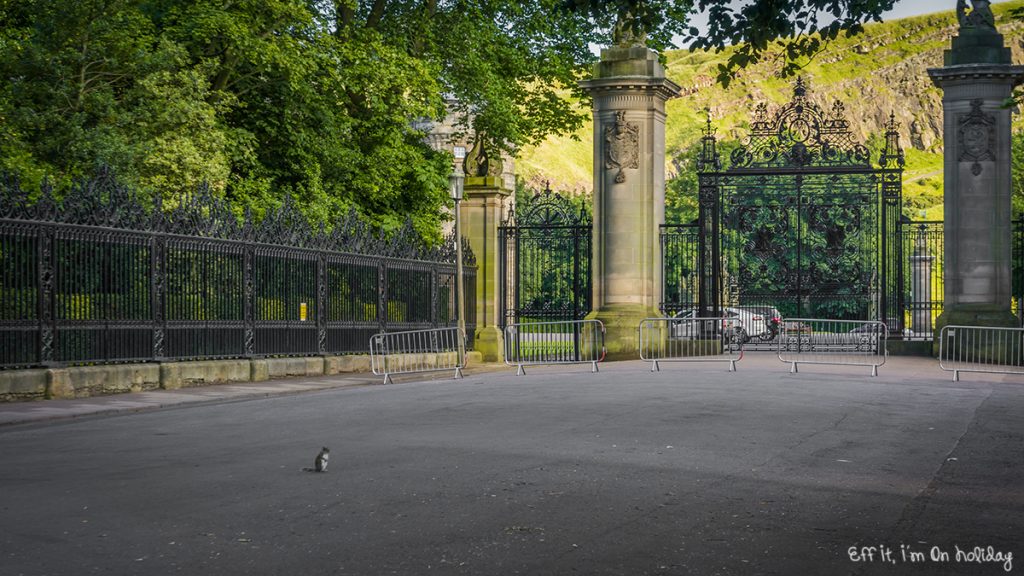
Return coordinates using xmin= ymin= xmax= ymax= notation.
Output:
xmin=928 ymin=0 xmax=1024 ymax=351
xmin=580 ymin=46 xmax=680 ymax=360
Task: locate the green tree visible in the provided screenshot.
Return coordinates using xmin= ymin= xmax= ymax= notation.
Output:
xmin=565 ymin=0 xmax=898 ymax=85
xmin=1013 ymin=128 xmax=1024 ymax=218
xmin=1 ymin=0 xmax=905 ymax=241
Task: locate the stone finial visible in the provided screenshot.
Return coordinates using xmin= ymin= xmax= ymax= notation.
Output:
xmin=462 ymin=132 xmax=503 ymax=178
xmin=957 ymin=0 xmax=996 ymax=30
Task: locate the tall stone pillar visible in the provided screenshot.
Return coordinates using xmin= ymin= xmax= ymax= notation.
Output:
xmin=460 ymin=138 xmax=511 ymax=362
xmin=580 ymin=46 xmax=681 ymax=360
xmin=928 ymin=0 xmax=1024 ymax=345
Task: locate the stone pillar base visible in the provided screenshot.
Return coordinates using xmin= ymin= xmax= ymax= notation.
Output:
xmin=932 ymin=303 xmax=1019 ymax=357
xmin=473 ymin=325 xmax=504 ymax=363
xmin=588 ymin=304 xmax=658 ymax=361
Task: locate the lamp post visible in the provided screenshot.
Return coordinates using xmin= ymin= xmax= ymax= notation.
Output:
xmin=449 ymin=151 xmax=466 ymax=364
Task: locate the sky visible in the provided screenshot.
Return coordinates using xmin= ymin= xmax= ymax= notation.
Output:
xmin=590 ymin=1 xmax=1016 ymax=57
xmin=684 ymin=0 xmax=1016 ymax=40
xmin=881 ymin=0 xmax=1013 ymax=20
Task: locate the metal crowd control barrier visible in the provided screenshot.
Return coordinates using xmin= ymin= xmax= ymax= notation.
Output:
xmin=369 ymin=327 xmax=465 ymax=384
xmin=504 ymin=320 xmax=605 ymax=375
xmin=939 ymin=325 xmax=1024 ymax=382
xmin=639 ymin=317 xmax=743 ymax=372
xmin=778 ymin=319 xmax=887 ymax=376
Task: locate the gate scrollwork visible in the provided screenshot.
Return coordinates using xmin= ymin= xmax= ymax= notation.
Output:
xmin=690 ymin=77 xmax=904 ymax=331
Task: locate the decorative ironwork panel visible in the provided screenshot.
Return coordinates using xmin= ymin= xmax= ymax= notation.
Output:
xmin=52 ymin=226 xmax=153 ymax=364
xmin=719 ymin=171 xmax=881 ymax=320
xmin=163 ymin=237 xmax=245 ymax=360
xmin=0 ymin=221 xmax=41 ymax=367
xmin=660 ymin=223 xmax=700 ymax=316
xmin=253 ymin=246 xmax=319 ymax=356
xmin=0 ymin=168 xmax=476 ymax=263
xmin=689 ymin=77 xmax=905 ymax=339
xmin=323 ymin=254 xmax=380 ymax=354
xmin=728 ymin=77 xmax=872 ymax=170
xmin=39 ymin=227 xmax=55 ymax=364
xmin=500 ymin=184 xmax=592 ymax=327
xmin=902 ymin=220 xmax=943 ymax=340
xmin=1014 ymin=220 xmax=1024 ymax=327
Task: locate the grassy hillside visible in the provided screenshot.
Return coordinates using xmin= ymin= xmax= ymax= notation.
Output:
xmin=517 ymin=0 xmax=1024 ymax=221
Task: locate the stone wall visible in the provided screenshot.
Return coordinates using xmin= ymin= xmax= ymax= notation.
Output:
xmin=0 ymin=352 xmax=483 ymax=403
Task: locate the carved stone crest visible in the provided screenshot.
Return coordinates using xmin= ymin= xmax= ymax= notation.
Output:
xmin=958 ymin=99 xmax=995 ymax=176
xmin=605 ymin=111 xmax=639 ymax=183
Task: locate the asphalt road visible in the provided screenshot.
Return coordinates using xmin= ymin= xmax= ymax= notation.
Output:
xmin=1 ymin=355 xmax=1021 ymax=575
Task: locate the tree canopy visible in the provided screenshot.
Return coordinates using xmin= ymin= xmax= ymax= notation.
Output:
xmin=0 ymin=0 xmax=900 ymax=240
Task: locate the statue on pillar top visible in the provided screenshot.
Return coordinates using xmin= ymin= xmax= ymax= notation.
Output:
xmin=957 ymin=0 xmax=996 ymax=30
xmin=612 ymin=7 xmax=647 ymax=48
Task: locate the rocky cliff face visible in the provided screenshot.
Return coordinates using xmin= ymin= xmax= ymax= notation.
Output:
xmin=518 ymin=1 xmax=1024 ymax=198
xmin=671 ymin=9 xmax=1024 ymax=154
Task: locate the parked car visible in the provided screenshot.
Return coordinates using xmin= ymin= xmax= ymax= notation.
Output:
xmin=670 ymin=307 xmax=767 ymax=343
xmin=735 ymin=306 xmax=782 ymax=340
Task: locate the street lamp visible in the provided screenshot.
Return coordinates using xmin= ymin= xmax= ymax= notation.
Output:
xmin=449 ymin=149 xmax=466 ymax=366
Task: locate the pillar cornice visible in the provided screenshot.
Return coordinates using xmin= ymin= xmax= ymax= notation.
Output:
xmin=579 ymin=76 xmax=682 ymax=102
xmin=927 ymin=63 xmax=1024 ymax=86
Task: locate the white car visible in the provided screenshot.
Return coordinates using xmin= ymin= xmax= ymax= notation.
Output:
xmin=670 ymin=307 xmax=767 ymax=343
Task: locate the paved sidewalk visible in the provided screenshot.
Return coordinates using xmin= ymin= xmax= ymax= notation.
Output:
xmin=0 ymin=364 xmax=505 ymax=427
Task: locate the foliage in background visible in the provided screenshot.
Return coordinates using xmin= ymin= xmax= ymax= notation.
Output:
xmin=0 ymin=0 xmax=924 ymax=242
xmin=684 ymin=0 xmax=897 ymax=85
xmin=1013 ymin=130 xmax=1024 ymax=217
xmin=0 ymin=0 xmax=600 ymax=242
xmin=523 ymin=1 xmax=1024 ymax=222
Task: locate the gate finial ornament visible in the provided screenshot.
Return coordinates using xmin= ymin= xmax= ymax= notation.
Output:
xmin=463 ymin=132 xmax=503 ymax=178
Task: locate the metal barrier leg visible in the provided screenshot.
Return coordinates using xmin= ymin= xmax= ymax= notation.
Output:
xmin=454 ymin=366 xmax=464 ymax=380
xmin=729 ymin=359 xmax=736 ymax=372
xmin=591 ymin=361 xmax=598 ymax=373
xmin=871 ymin=364 xmax=878 ymax=377
xmin=652 ymin=360 xmax=660 ymax=373
xmin=383 ymin=373 xmax=393 ymax=385
xmin=953 ymin=369 xmax=960 ymax=382
xmin=517 ymin=364 xmax=526 ymax=376
xmin=790 ymin=362 xmax=798 ymax=374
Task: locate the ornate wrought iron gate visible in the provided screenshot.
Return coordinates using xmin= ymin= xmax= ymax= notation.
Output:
xmin=690 ymin=78 xmax=905 ymax=334
xmin=499 ymin=185 xmax=591 ymax=327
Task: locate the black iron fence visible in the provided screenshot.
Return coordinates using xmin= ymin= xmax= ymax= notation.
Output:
xmin=499 ymin=185 xmax=591 ymax=327
xmin=902 ymin=220 xmax=942 ymax=340
xmin=660 ymin=218 xmax=1024 ymax=340
xmin=660 ymin=222 xmax=699 ymax=317
xmin=1014 ymin=219 xmax=1024 ymax=325
xmin=898 ymin=219 xmax=1024 ymax=336
xmin=0 ymin=172 xmax=476 ymax=369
